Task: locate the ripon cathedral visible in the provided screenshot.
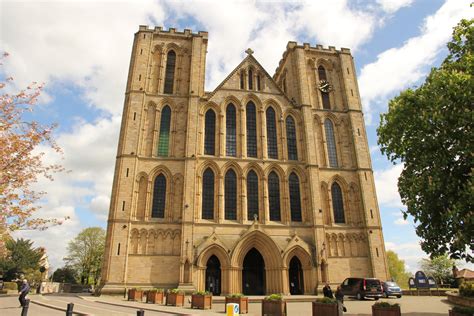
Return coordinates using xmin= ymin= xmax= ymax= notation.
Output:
xmin=100 ymin=26 xmax=389 ymax=295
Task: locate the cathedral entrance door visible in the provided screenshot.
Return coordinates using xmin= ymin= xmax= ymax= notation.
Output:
xmin=205 ymin=255 xmax=221 ymax=295
xmin=242 ymin=248 xmax=265 ymax=295
xmin=289 ymin=256 xmax=304 ymax=294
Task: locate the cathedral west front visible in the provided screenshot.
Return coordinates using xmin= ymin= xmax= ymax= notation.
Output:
xmin=100 ymin=26 xmax=389 ymax=295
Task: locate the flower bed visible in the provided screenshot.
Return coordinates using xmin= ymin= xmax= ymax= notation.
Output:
xmin=312 ymin=297 xmax=339 ymax=316
xmin=372 ymin=302 xmax=401 ymax=316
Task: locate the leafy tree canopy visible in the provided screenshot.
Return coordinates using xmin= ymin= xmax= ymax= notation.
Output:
xmin=64 ymin=227 xmax=105 ymax=285
xmin=420 ymin=254 xmax=456 ymax=285
xmin=52 ymin=266 xmax=77 ymax=284
xmin=386 ymin=250 xmax=411 ymax=288
xmin=0 ymin=238 xmax=42 ymax=281
xmin=377 ymin=18 xmax=474 ymax=262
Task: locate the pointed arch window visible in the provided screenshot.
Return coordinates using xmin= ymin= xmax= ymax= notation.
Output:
xmin=247 ymin=170 xmax=259 ymax=220
xmin=240 ymin=71 xmax=244 ymax=89
xmin=226 ymin=104 xmax=236 ymax=157
xmin=225 ymin=169 xmax=237 ymax=220
xmin=266 ymin=107 xmax=278 ymax=159
xmin=246 ymin=102 xmax=257 ymax=158
xmin=157 ymin=106 xmax=171 ymax=156
xmin=268 ymin=171 xmax=281 ymax=221
xmin=286 ymin=116 xmax=298 ymax=160
xmin=204 ymin=110 xmax=216 ymax=155
xmin=151 ymin=174 xmax=166 ymax=218
xmin=164 ymin=50 xmax=176 ymax=94
xmin=318 ymin=65 xmax=330 ymax=109
xmin=331 ymin=182 xmax=345 ymax=223
xmin=324 ymin=119 xmax=338 ymax=167
xmin=257 ymin=74 xmax=261 ymax=91
xmin=202 ymin=168 xmax=215 ymax=219
xmin=289 ymin=173 xmax=302 ymax=222
xmin=248 ymin=69 xmax=253 ymax=90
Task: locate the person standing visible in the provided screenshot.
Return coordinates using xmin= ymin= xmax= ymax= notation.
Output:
xmin=335 ymin=285 xmax=346 ymax=313
xmin=18 ymin=279 xmax=30 ymax=307
xmin=323 ymin=283 xmax=334 ymax=298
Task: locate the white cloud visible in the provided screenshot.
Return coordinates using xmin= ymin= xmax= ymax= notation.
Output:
xmin=374 ymin=163 xmax=404 ymax=207
xmin=359 ymin=0 xmax=473 ymax=119
xmin=394 ymin=217 xmax=409 ymax=225
xmin=385 ymin=241 xmax=425 ymax=273
xmin=376 ymin=0 xmax=414 ymax=14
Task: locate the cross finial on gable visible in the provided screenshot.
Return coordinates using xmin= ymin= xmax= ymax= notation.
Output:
xmin=245 ymin=48 xmax=254 ymax=55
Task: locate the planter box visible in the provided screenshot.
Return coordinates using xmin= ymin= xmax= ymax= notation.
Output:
xmin=146 ymin=291 xmax=164 ymax=304
xmin=312 ymin=302 xmax=339 ymax=316
xmin=372 ymin=305 xmax=401 ymax=316
xmin=449 ymin=310 xmax=473 ymax=316
xmin=127 ymin=289 xmax=144 ymax=301
xmin=262 ymin=299 xmax=287 ymax=316
xmin=225 ymin=297 xmax=249 ymax=314
xmin=191 ymin=294 xmax=212 ymax=309
xmin=166 ymin=292 xmax=185 ymax=307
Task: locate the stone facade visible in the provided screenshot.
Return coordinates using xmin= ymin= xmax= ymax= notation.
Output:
xmin=100 ymin=26 xmax=390 ymax=295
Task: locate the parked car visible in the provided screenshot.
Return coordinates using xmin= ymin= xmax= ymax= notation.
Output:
xmin=340 ymin=277 xmax=383 ymax=300
xmin=382 ymin=281 xmax=402 ymax=298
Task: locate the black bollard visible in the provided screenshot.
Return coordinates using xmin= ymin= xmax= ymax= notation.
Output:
xmin=137 ymin=309 xmax=145 ymax=316
xmin=21 ymin=299 xmax=29 ymax=316
xmin=66 ymin=303 xmax=74 ymax=316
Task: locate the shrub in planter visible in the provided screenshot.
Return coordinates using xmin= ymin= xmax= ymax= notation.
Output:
xmin=128 ymin=288 xmax=144 ymax=301
xmin=191 ymin=290 xmax=212 ymax=309
xmin=146 ymin=288 xmax=164 ymax=304
xmin=449 ymin=306 xmax=474 ymax=316
xmin=166 ymin=288 xmax=185 ymax=307
xmin=312 ymin=297 xmax=339 ymax=316
xmin=372 ymin=301 xmax=401 ymax=316
xmin=262 ymin=294 xmax=287 ymax=316
xmin=225 ymin=293 xmax=249 ymax=314
xmin=460 ymin=282 xmax=474 ymax=298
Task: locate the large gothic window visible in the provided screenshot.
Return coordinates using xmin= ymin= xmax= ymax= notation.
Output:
xmin=246 ymin=102 xmax=257 ymax=157
xmin=268 ymin=171 xmax=281 ymax=221
xmin=157 ymin=106 xmax=171 ymax=156
xmin=225 ymin=169 xmax=237 ymax=220
xmin=151 ymin=174 xmax=166 ymax=218
xmin=226 ymin=104 xmax=237 ymax=157
xmin=324 ymin=119 xmax=338 ymax=167
xmin=286 ymin=116 xmax=298 ymax=160
xmin=331 ymin=182 xmax=345 ymax=223
xmin=164 ymin=50 xmax=176 ymax=94
xmin=204 ymin=110 xmax=216 ymax=155
xmin=318 ymin=65 xmax=330 ymax=109
xmin=266 ymin=107 xmax=278 ymax=159
xmin=247 ymin=170 xmax=259 ymax=220
xmin=289 ymin=173 xmax=302 ymax=222
xmin=202 ymin=168 xmax=215 ymax=219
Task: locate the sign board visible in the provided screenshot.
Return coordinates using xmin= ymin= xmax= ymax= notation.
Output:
xmin=414 ymin=271 xmax=430 ymax=288
xmin=226 ymin=303 xmax=239 ymax=316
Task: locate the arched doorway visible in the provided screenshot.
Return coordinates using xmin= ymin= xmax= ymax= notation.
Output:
xmin=242 ymin=248 xmax=265 ymax=295
xmin=205 ymin=255 xmax=221 ymax=295
xmin=289 ymin=256 xmax=304 ymax=294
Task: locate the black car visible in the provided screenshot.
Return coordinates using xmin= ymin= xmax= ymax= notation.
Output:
xmin=340 ymin=277 xmax=383 ymax=300
xmin=382 ymin=281 xmax=402 ymax=298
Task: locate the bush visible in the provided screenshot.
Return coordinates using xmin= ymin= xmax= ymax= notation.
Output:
xmin=459 ymin=281 xmax=474 ymax=297
xmin=373 ymin=301 xmax=400 ymax=308
xmin=193 ymin=290 xmax=211 ymax=295
xmin=3 ymin=282 xmax=18 ymax=290
xmin=315 ymin=297 xmax=337 ymax=304
xmin=168 ymin=288 xmax=182 ymax=294
xmin=265 ymin=293 xmax=283 ymax=301
xmin=226 ymin=293 xmax=245 ymax=298
xmin=148 ymin=288 xmax=164 ymax=293
xmin=452 ymin=306 xmax=474 ymax=315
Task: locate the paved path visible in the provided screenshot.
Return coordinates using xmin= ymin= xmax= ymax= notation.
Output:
xmin=0 ymin=295 xmax=64 ymax=316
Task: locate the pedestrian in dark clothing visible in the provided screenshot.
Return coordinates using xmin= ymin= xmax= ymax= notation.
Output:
xmin=335 ymin=286 xmax=347 ymax=313
xmin=18 ymin=279 xmax=30 ymax=307
xmin=323 ymin=283 xmax=334 ymax=298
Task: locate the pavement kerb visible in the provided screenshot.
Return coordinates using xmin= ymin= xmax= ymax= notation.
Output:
xmin=87 ymin=299 xmax=199 ymax=316
xmin=30 ymin=296 xmax=90 ymax=316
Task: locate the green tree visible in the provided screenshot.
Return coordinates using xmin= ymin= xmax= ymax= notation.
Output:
xmin=420 ymin=254 xmax=456 ymax=285
xmin=0 ymin=238 xmax=42 ymax=281
xmin=52 ymin=266 xmax=77 ymax=284
xmin=386 ymin=250 xmax=411 ymax=288
xmin=64 ymin=227 xmax=105 ymax=285
xmin=377 ymin=18 xmax=474 ymax=262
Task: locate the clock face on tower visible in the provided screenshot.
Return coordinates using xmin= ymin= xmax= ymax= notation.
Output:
xmin=318 ymin=79 xmax=332 ymax=93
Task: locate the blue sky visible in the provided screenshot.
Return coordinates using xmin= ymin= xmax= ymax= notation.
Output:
xmin=2 ymin=0 xmax=473 ymax=273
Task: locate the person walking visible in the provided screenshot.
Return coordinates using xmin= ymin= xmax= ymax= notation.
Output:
xmin=323 ymin=283 xmax=334 ymax=298
xmin=18 ymin=279 xmax=30 ymax=307
xmin=335 ymin=285 xmax=346 ymax=313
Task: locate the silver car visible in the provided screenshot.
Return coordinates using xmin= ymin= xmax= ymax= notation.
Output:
xmin=382 ymin=281 xmax=402 ymax=298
